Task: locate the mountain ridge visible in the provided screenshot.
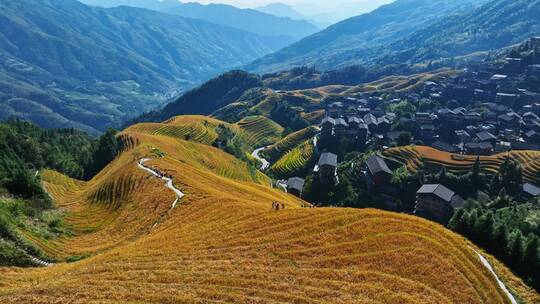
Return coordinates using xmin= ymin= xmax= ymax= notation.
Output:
xmin=79 ymin=0 xmax=319 ymax=41
xmin=245 ymin=0 xmax=499 ymax=73
xmin=0 ymin=0 xmax=291 ymax=134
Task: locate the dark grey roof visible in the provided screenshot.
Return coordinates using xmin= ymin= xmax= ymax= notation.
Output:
xmin=321 ymin=117 xmax=335 ymax=125
xmin=364 ymin=114 xmax=378 ymax=125
xmin=335 ymin=118 xmax=349 ymax=127
xmin=466 ymin=142 xmax=494 ymax=150
xmin=377 ymin=117 xmax=390 ymax=125
xmin=366 ymin=155 xmax=392 ymax=175
xmin=476 ymin=131 xmax=496 ymax=142
xmin=420 ymin=124 xmax=436 ymax=131
xmin=348 ymin=116 xmax=362 ymax=124
xmin=523 ymin=183 xmax=540 ymax=197
xmin=287 ymin=177 xmax=305 ymax=192
xmin=432 ymin=141 xmax=458 ymax=153
xmin=417 ymin=184 xmax=455 ymax=203
xmin=526 ymin=130 xmax=539 ymax=138
xmin=318 ymin=152 xmax=338 ymax=167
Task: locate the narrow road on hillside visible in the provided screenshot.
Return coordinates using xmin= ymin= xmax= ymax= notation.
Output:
xmin=252 ymin=146 xmax=271 ymax=171
xmin=30 ymin=256 xmax=53 ymax=267
xmin=473 ymin=249 xmax=517 ymax=304
xmin=137 ymin=158 xmax=185 ymax=209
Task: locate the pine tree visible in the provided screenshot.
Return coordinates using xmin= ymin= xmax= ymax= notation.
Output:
xmin=507 ymin=230 xmax=524 ymax=270
xmin=470 ymin=156 xmax=483 ymax=190
xmin=490 ymin=173 xmax=502 ymax=195
xmin=492 ymin=224 xmax=508 ymax=258
xmin=523 ymin=234 xmax=540 ymax=278
xmin=448 ymin=208 xmax=466 ymax=234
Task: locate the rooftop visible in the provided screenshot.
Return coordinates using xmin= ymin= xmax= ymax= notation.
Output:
xmin=523 ymin=183 xmax=540 ymax=197
xmin=318 ymin=152 xmax=338 ymax=167
xmin=287 ymin=177 xmax=306 ymax=192
xmin=417 ymin=184 xmax=455 ymax=203
xmin=366 ymin=155 xmax=392 ymax=175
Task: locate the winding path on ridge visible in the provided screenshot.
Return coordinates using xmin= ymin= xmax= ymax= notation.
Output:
xmin=137 ymin=158 xmax=185 ymax=209
xmin=251 ymin=146 xmax=271 ymax=171
xmin=473 ymin=249 xmax=518 ymax=304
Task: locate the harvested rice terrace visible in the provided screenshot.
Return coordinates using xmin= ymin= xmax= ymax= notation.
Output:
xmin=384 ymin=146 xmax=540 ymax=185
xmin=236 ymin=115 xmax=284 ymax=147
xmin=1 ymin=120 xmax=538 ymax=303
xmin=265 ymin=126 xmax=318 ymax=162
xmin=270 ymin=140 xmax=315 ymax=177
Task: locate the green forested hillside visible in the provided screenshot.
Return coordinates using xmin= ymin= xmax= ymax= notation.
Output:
xmin=0 ymin=0 xmax=290 ymax=134
xmin=0 ymin=119 xmax=122 ymax=266
xmin=134 ymin=71 xmax=263 ymax=124
xmin=246 ymin=0 xmax=487 ymax=73
xmin=247 ymin=0 xmax=540 ymax=74
xmin=388 ymin=0 xmax=540 ymax=64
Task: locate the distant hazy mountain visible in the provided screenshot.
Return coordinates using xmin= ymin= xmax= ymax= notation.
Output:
xmin=386 ymin=0 xmax=540 ymax=64
xmin=246 ymin=0 xmax=489 ymax=73
xmin=80 ymin=0 xmax=319 ymax=41
xmin=255 ymin=3 xmax=306 ymax=21
xmin=0 ymin=0 xmax=292 ymax=134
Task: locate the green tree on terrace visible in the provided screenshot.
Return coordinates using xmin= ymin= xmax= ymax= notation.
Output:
xmin=470 ymin=157 xmax=484 ymax=190
xmin=396 ymin=132 xmax=412 ymax=146
xmin=85 ymin=129 xmax=120 ymax=179
xmin=495 ymin=158 xmax=523 ymax=197
xmin=523 ymin=234 xmax=540 ymax=280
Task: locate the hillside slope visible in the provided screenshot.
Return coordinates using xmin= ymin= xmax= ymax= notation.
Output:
xmin=0 ymin=0 xmax=288 ymax=134
xmin=80 ymin=0 xmax=319 ymax=41
xmin=387 ymin=0 xmax=540 ymax=64
xmin=246 ymin=0 xmax=487 ymax=73
xmin=0 ymin=116 xmax=538 ymax=303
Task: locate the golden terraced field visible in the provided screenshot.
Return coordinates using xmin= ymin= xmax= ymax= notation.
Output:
xmin=0 ymin=118 xmax=538 ymax=303
xmin=384 ymin=146 xmax=540 ymax=185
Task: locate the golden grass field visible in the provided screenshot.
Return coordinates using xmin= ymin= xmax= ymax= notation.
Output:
xmin=236 ymin=115 xmax=284 ymax=147
xmin=270 ymin=140 xmax=315 ymax=177
xmin=0 ymin=118 xmax=539 ymax=303
xmin=264 ymin=127 xmax=318 ymax=162
xmin=384 ymin=145 xmax=540 ymax=185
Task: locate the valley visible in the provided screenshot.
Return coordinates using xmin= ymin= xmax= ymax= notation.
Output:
xmin=1 ymin=0 xmax=540 ymax=302
xmin=1 ymin=114 xmax=538 ymax=303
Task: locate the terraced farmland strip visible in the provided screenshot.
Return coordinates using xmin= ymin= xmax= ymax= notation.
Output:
xmin=236 ymin=116 xmax=284 ymax=147
xmin=270 ymin=140 xmax=314 ymax=177
xmin=384 ymin=146 xmax=540 ymax=184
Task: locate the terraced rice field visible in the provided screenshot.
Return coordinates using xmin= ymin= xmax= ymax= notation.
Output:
xmin=345 ymin=70 xmax=459 ymax=94
xmin=265 ymin=126 xmax=318 ymax=162
xmin=236 ymin=115 xmax=284 ymax=147
xmin=1 ymin=122 xmax=538 ymax=303
xmin=270 ymin=140 xmax=315 ymax=177
xmin=302 ymin=110 xmax=325 ymax=124
xmin=384 ymin=146 xmax=540 ymax=185
xmin=125 ymin=115 xmax=241 ymax=145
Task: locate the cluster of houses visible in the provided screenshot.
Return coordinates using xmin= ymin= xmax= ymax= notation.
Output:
xmin=281 ymin=38 xmax=540 ymax=222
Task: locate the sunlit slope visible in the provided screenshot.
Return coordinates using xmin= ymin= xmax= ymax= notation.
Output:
xmin=1 ymin=206 xmax=531 ymax=303
xmin=26 ymin=130 xmax=275 ymax=259
xmin=1 ymin=119 xmax=538 ymax=303
xmin=384 ymin=146 xmax=540 ymax=184
xmin=236 ymin=115 xmax=284 ymax=147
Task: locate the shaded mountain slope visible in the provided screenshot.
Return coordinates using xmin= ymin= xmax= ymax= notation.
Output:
xmin=133 ymin=71 xmax=263 ymax=124
xmin=0 ymin=0 xmax=288 ymax=134
xmin=387 ymin=0 xmax=540 ymax=64
xmin=246 ymin=0 xmax=487 ymax=73
xmin=80 ymin=0 xmax=319 ymax=41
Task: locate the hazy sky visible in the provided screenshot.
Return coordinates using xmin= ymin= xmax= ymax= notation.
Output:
xmin=191 ymin=0 xmax=394 ymax=22
xmin=191 ymin=0 xmax=356 ymax=8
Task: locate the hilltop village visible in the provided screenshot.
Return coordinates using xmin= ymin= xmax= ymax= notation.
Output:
xmin=275 ymin=37 xmax=540 ymax=223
